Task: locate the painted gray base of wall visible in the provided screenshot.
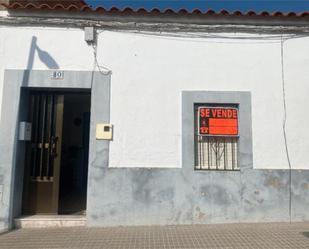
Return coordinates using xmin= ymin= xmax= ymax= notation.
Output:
xmin=86 ymin=166 xmax=309 ymax=226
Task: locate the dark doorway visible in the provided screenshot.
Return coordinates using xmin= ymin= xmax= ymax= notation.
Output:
xmin=58 ymin=93 xmax=90 ymax=214
xmin=22 ymin=90 xmax=91 ymax=215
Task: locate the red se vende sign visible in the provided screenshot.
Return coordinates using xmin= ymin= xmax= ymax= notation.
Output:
xmin=198 ymin=107 xmax=238 ymax=136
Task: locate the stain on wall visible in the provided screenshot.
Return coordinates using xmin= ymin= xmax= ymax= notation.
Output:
xmin=0 ymin=184 xmax=3 ymax=205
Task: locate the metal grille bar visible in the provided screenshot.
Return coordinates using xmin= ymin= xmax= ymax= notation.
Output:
xmin=195 ymin=136 xmax=239 ymax=170
xmin=29 ymin=93 xmax=56 ymax=181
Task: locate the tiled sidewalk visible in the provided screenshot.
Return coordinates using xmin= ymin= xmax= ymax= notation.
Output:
xmin=0 ymin=222 xmax=309 ymax=248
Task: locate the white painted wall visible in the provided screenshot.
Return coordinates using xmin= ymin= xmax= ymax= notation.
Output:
xmin=0 ymin=25 xmax=308 ymax=169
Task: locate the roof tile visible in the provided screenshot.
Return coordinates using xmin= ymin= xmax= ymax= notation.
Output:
xmin=1 ymin=0 xmax=309 ymax=18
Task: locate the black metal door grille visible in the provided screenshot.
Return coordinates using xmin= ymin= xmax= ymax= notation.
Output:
xmin=29 ymin=93 xmax=57 ymax=181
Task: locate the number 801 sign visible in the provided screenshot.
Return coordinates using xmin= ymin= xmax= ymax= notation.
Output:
xmin=51 ymin=71 xmax=64 ymax=80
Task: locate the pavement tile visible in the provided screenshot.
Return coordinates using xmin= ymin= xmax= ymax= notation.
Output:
xmin=0 ymin=222 xmax=309 ymax=248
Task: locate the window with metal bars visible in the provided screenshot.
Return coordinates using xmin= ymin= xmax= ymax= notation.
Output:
xmin=194 ymin=104 xmax=239 ymax=170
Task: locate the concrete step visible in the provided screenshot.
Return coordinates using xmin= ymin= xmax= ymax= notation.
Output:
xmin=14 ymin=215 xmax=86 ymax=228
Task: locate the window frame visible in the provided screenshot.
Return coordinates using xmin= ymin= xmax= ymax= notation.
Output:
xmin=181 ymin=91 xmax=253 ymax=171
xmin=194 ymin=103 xmax=240 ymax=171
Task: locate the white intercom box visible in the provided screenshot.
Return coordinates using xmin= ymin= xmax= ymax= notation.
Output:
xmin=96 ymin=124 xmax=113 ymax=140
xmin=19 ymin=122 xmax=32 ymax=141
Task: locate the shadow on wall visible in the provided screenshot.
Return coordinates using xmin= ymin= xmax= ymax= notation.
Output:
xmin=29 ymin=36 xmax=59 ymax=70
xmin=35 ymin=43 xmax=59 ymax=69
xmin=22 ymin=36 xmax=59 ymax=87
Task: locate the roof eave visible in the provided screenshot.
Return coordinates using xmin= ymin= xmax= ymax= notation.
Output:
xmin=4 ymin=8 xmax=309 ymax=27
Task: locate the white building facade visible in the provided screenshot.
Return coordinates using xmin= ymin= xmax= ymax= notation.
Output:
xmin=0 ymin=2 xmax=309 ymax=232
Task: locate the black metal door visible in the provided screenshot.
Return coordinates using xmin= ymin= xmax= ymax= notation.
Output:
xmin=23 ymin=92 xmax=64 ymax=214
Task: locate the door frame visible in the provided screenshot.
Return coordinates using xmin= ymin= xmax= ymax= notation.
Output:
xmin=0 ymin=70 xmax=111 ymax=230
